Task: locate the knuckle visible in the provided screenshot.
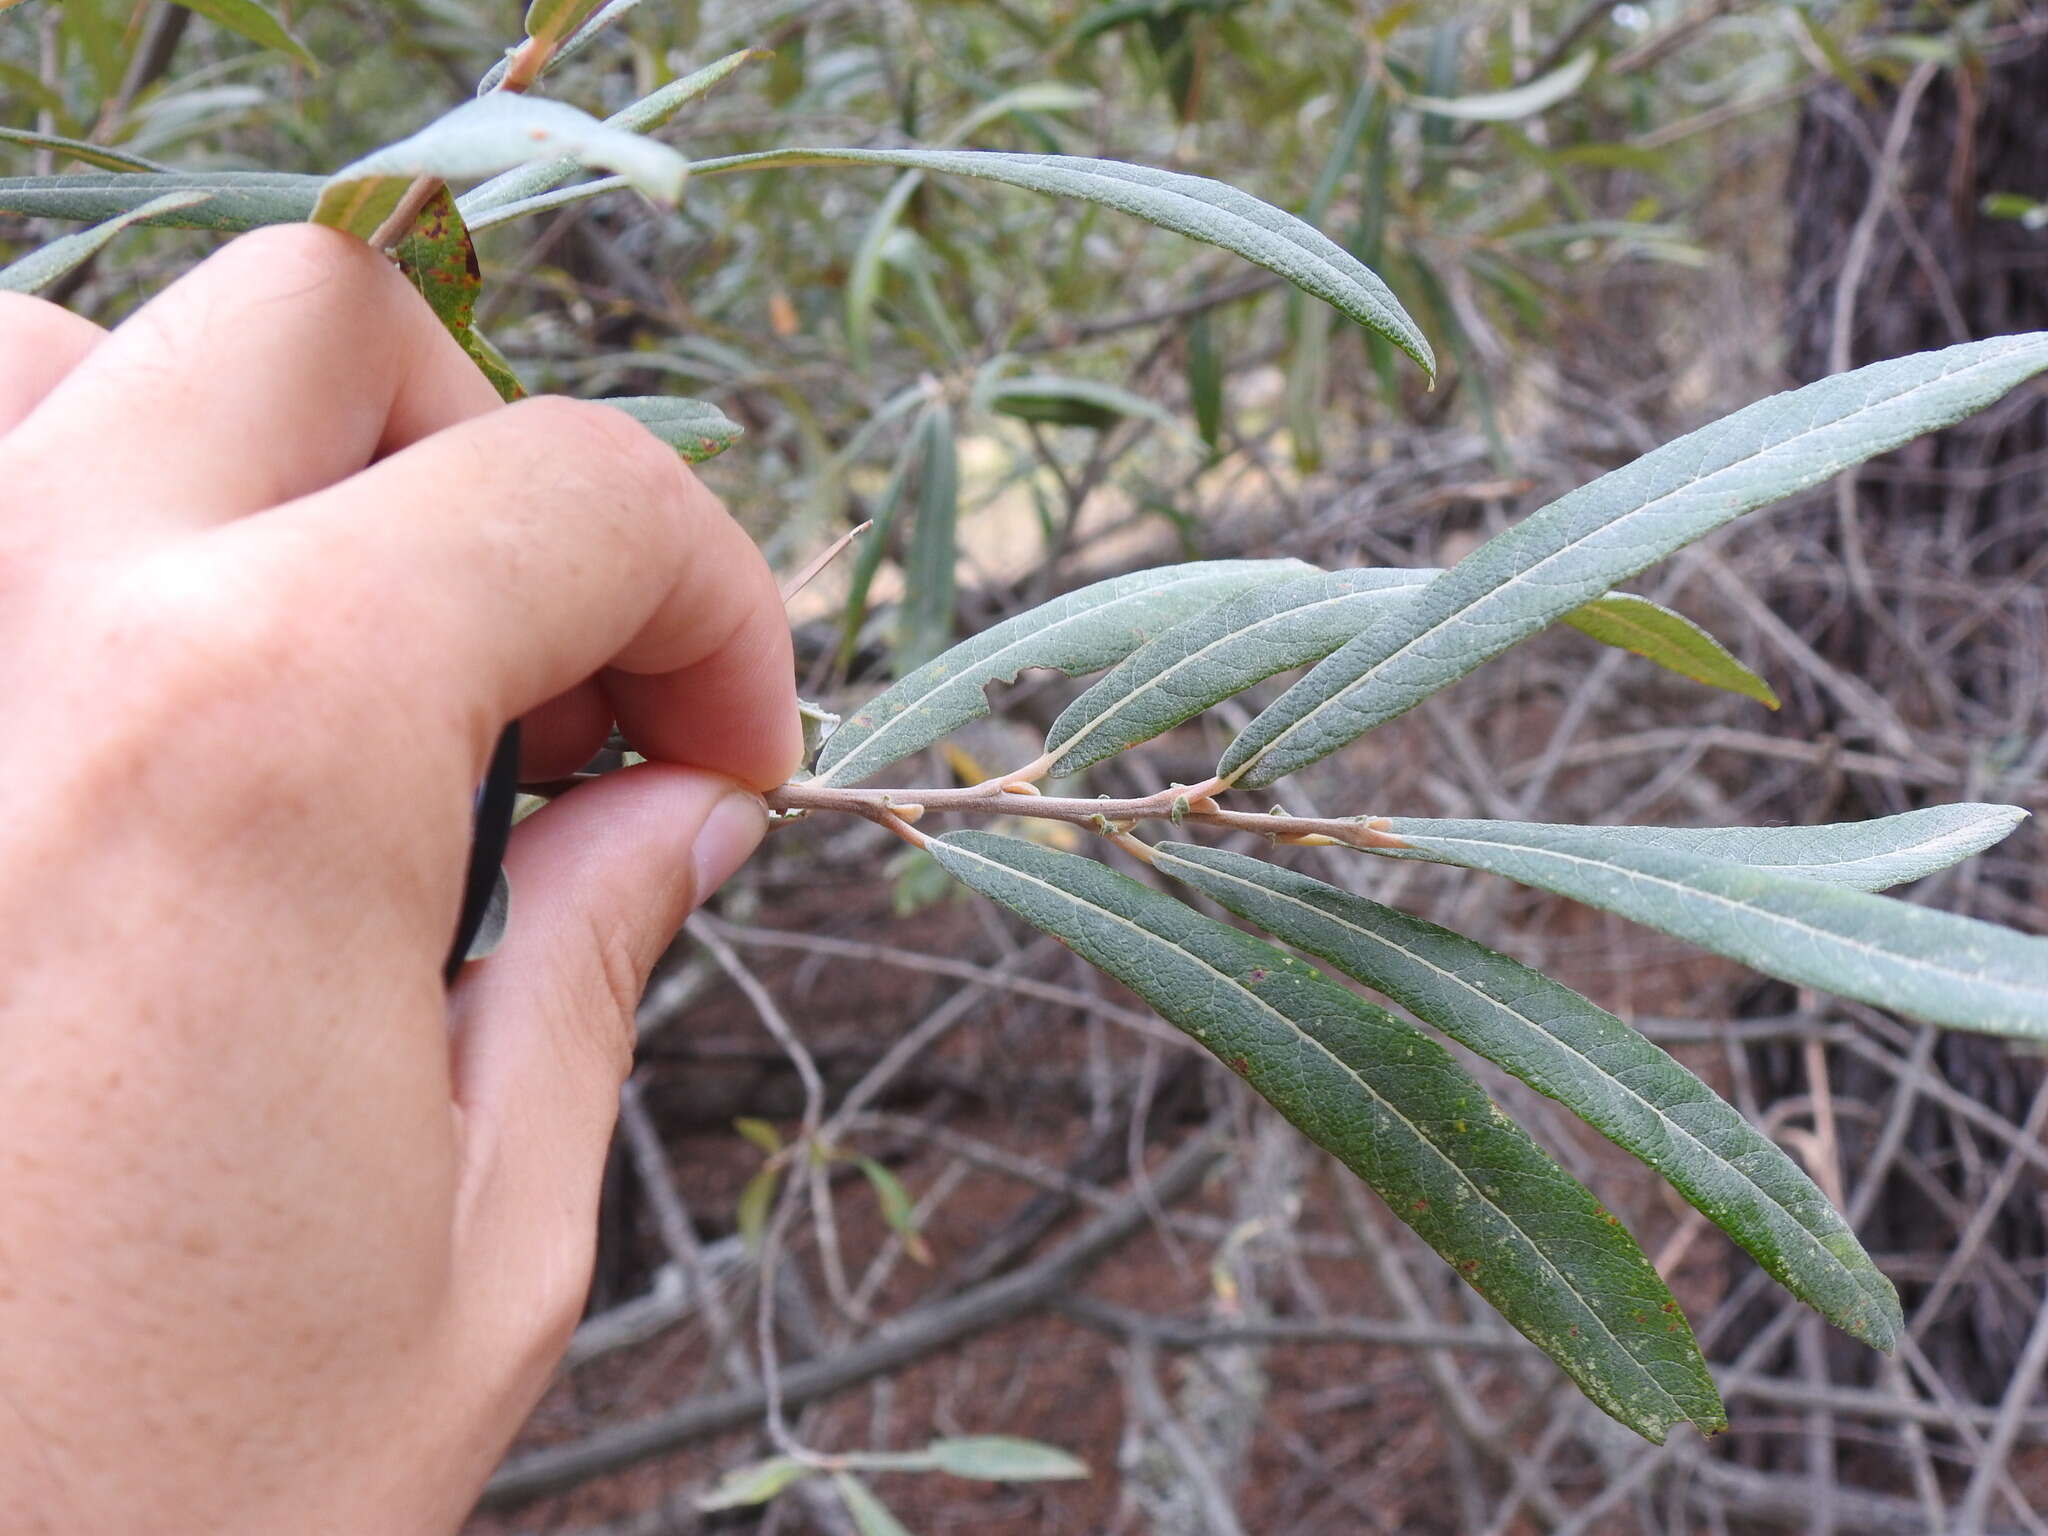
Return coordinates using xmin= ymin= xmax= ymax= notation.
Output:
xmin=516 ymin=396 xmax=698 ymax=524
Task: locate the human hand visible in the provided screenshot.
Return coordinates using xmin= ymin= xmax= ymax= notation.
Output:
xmin=0 ymin=227 xmax=799 ymax=1532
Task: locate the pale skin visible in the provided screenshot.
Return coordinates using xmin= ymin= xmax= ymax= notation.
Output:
xmin=0 ymin=225 xmax=801 ymax=1532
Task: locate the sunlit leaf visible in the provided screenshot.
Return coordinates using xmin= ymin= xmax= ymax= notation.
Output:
xmin=689 ymin=146 xmax=1433 ymax=378
xmin=524 ymin=0 xmax=607 ymax=47
xmin=600 ymin=395 xmax=743 ymax=463
xmin=1221 ymin=333 xmax=2048 ymax=786
xmin=926 ymin=1436 xmax=1087 ymax=1481
xmin=734 ymin=1117 xmax=782 ymax=1155
xmin=857 ymin=1157 xmax=931 ymax=1263
xmin=0 ymin=189 xmax=205 ymax=293
xmin=813 ymin=559 xmax=1308 ymax=787
xmin=1564 ymin=592 xmax=1779 ymax=709
xmin=312 ymin=96 xmax=688 ymax=239
xmin=1154 ymin=842 xmax=1901 ymax=1348
xmin=736 ymin=1165 xmax=780 ymax=1254
xmin=1409 ymin=51 xmax=1595 ymax=121
xmin=1357 ymin=819 xmax=2048 ymax=1038
xmin=393 ymin=186 xmax=479 ymax=336
xmin=697 ymin=1455 xmax=810 ymax=1511
xmin=930 ymin=831 xmax=1724 ymax=1442
xmin=1044 ymin=567 xmax=1432 ymax=777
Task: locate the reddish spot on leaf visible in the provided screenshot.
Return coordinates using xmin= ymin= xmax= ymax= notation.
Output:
xmin=1247 ymin=968 xmax=1269 ymax=983
xmin=1228 ymin=1056 xmax=1250 ymax=1076
xmin=1458 ymin=1258 xmax=1480 ymax=1275
xmin=1410 ymin=1199 xmax=1429 ymax=1213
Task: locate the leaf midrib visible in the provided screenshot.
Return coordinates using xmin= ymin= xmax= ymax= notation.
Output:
xmin=1159 ymin=850 xmax=1886 ymax=1320
xmin=1237 ymin=344 xmax=2039 ymax=775
xmin=943 ymin=836 xmax=1698 ymax=1420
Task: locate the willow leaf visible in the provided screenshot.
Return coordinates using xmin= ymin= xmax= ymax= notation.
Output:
xmin=0 ymin=190 xmax=207 ymax=293
xmin=170 ymin=0 xmax=317 ymax=68
xmin=930 ymin=831 xmax=1724 ymax=1441
xmin=897 ymin=401 xmax=959 ymax=671
xmin=1410 ymin=50 xmax=1595 ymax=121
xmin=312 ymin=96 xmax=688 ymax=239
xmin=0 ymin=171 xmax=320 ymax=231
xmin=1361 ymin=820 xmax=2048 ymax=1038
xmin=460 ymin=50 xmax=758 ymax=218
xmin=0 ymin=125 xmax=166 ymax=172
xmin=1221 ymin=333 xmax=2048 ymax=786
xmin=601 ymin=396 xmax=743 ymax=463
xmin=688 ymin=147 xmax=1433 ymax=378
xmin=1153 ymin=842 xmax=1900 ymax=1349
xmin=813 ymin=560 xmax=1306 ymax=787
xmin=1565 ymin=592 xmax=1779 ymax=708
xmin=1045 ymin=567 xmax=1433 ymax=777
xmin=1363 ymin=807 xmax=2029 ymax=893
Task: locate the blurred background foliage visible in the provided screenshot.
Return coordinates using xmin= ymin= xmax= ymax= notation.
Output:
xmin=9 ymin=3 xmax=2048 ymax=1531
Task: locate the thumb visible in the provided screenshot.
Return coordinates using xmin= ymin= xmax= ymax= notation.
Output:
xmin=445 ymin=763 xmax=764 ymax=1283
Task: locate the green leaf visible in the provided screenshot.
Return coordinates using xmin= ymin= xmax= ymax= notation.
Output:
xmin=458 ymin=325 xmax=525 ymax=402
xmin=1367 ymin=806 xmax=2029 ymax=893
xmin=169 ymin=0 xmax=316 ymax=69
xmin=0 ymin=171 xmax=320 ymax=231
xmin=1220 ymin=332 xmax=2048 ymax=787
xmin=478 ymin=0 xmax=654 ymax=91
xmin=1358 ymin=820 xmax=2048 ymax=1038
xmin=925 ymin=1436 xmax=1087 ymax=1481
xmin=0 ymin=125 xmax=166 ymax=172
xmin=1152 ymin=843 xmax=1901 ymax=1349
xmin=460 ymin=50 xmax=759 ymax=218
xmin=524 ymin=0 xmax=608 ymax=46
xmin=856 ymin=1157 xmax=931 ymax=1262
xmin=599 ymin=396 xmax=742 ymax=463
xmin=736 ymin=1164 xmax=780 ymax=1254
xmin=1563 ymin=592 xmax=1778 ymax=708
xmin=839 ymin=415 xmax=928 ymax=670
xmin=393 ymin=186 xmax=479 ymax=336
xmin=898 ymin=401 xmax=959 ymax=673
xmin=813 ymin=559 xmax=1308 ymax=787
xmin=698 ymin=1455 xmax=811 ymax=1511
xmin=986 ymin=373 xmax=1183 ymax=433
xmin=930 ymin=830 xmax=1725 ymax=1442
xmin=833 ymin=1474 xmax=915 ymax=1536
xmin=1044 ymin=567 xmax=1433 ymax=778
xmin=688 ymin=147 xmax=1433 ymax=379
xmin=0 ymin=189 xmax=206 ymax=293
xmin=312 ymin=96 xmax=689 ymax=239
xmin=1409 ymin=51 xmax=1595 ymax=121
xmin=734 ymin=1117 xmax=782 ymax=1155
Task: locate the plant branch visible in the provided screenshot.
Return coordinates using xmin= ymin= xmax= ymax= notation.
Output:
xmin=765 ymin=774 xmax=1411 ymax=854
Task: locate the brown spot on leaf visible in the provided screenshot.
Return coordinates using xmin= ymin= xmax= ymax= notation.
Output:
xmin=1228 ymin=1056 xmax=1250 ymax=1076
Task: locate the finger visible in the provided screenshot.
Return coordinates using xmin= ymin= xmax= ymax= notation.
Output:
xmin=445 ymin=765 xmax=765 ymax=1274
xmin=230 ymin=395 xmax=802 ymax=791
xmin=0 ymin=224 xmax=501 ymax=537
xmin=518 ymin=681 xmax=613 ymax=783
xmin=0 ymin=293 xmax=105 ymax=436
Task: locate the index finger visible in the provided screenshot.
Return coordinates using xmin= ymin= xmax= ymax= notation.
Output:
xmin=214 ymin=395 xmax=802 ymax=792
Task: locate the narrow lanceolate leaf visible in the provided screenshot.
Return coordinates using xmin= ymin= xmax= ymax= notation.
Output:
xmin=1367 ymin=807 xmax=2030 ymax=893
xmin=0 ymin=189 xmax=206 ymax=293
xmin=697 ymin=1456 xmax=809 ymax=1511
xmin=898 ymin=400 xmax=960 ymax=672
xmin=479 ymin=0 xmax=656 ymax=91
xmin=1409 ymin=50 xmax=1596 ymax=120
xmin=0 ymin=171 xmax=320 ymax=231
xmin=1363 ymin=820 xmax=2048 ymax=1039
xmin=926 ymin=1437 xmax=1087 ymax=1481
xmin=0 ymin=125 xmax=166 ymax=172
xmin=312 ymin=96 xmax=689 ymax=239
xmin=170 ymin=0 xmax=317 ymax=69
xmin=1221 ymin=333 xmax=2048 ymax=786
xmin=931 ymin=831 xmax=1724 ymax=1441
xmin=1564 ymin=592 xmax=1779 ymax=709
xmin=690 ymin=147 xmax=1434 ymax=379
xmin=460 ymin=50 xmax=759 ymax=217
xmin=813 ymin=560 xmax=1307 ymax=787
xmin=1153 ymin=843 xmax=1900 ymax=1349
xmin=524 ymin=0 xmax=608 ymax=46
xmin=986 ymin=374 xmax=1182 ymax=433
xmin=393 ymin=186 xmax=480 ymax=337
xmin=1045 ymin=567 xmax=1433 ymax=777
xmin=833 ymin=1475 xmax=914 ymax=1536
xmin=600 ymin=396 xmax=743 ymax=463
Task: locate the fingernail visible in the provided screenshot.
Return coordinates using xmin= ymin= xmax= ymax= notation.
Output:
xmin=691 ymin=789 xmax=768 ymax=905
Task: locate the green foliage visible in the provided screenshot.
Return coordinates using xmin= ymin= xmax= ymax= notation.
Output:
xmin=9 ymin=0 xmax=2047 ymax=1473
